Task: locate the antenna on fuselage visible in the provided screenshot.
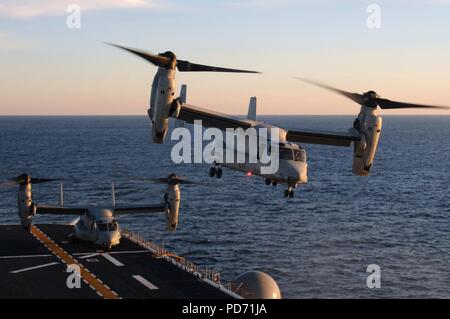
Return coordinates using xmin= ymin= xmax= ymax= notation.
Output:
xmin=111 ymin=183 xmax=116 ymax=207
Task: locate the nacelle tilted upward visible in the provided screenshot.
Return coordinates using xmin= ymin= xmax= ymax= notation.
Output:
xmin=164 ymin=178 xmax=181 ymax=232
xmin=352 ymin=106 xmax=383 ymax=176
xmin=18 ymin=180 xmax=36 ymax=229
xmin=148 ymin=67 xmax=177 ymax=144
xmin=108 ymin=43 xmax=259 ymax=144
xmin=298 ymin=79 xmax=448 ymax=177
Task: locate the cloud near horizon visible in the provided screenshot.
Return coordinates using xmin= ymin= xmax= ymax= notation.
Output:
xmin=0 ymin=0 xmax=164 ymax=18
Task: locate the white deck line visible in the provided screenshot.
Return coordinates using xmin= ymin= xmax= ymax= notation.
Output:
xmin=73 ymin=250 xmax=148 ymax=256
xmin=0 ymin=254 xmax=53 ymax=259
xmin=121 ymin=230 xmax=242 ymax=299
xmin=132 ymin=275 xmax=159 ymax=290
xmin=101 ymin=253 xmax=124 ymax=266
xmin=10 ymin=262 xmax=60 ymax=274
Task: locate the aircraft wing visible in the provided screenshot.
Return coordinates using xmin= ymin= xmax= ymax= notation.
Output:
xmin=176 ymin=103 xmax=361 ymax=146
xmin=113 ymin=204 xmax=166 ymax=215
xmin=286 ymin=128 xmax=361 ymax=147
xmin=177 ymin=103 xmax=252 ymax=130
xmin=36 ymin=205 xmax=88 ymax=215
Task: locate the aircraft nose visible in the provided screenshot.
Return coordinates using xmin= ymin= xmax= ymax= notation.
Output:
xmin=98 ymin=231 xmax=119 ymax=250
xmin=288 ymin=162 xmax=308 ymax=184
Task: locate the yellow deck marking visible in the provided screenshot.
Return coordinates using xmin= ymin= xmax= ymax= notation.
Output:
xmin=30 ymin=225 xmax=119 ymax=299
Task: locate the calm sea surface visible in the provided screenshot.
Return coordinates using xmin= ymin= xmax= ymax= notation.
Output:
xmin=1 ymin=116 xmax=450 ymax=298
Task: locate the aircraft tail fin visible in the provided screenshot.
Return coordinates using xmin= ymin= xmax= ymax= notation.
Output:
xmin=179 ymin=84 xmax=187 ymax=104
xmin=60 ymin=183 xmax=64 ymax=206
xmin=111 ymin=183 xmax=116 ymax=207
xmin=247 ymin=96 xmax=257 ymax=121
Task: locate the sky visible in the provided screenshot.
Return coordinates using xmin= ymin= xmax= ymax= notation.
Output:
xmin=0 ymin=0 xmax=450 ymax=115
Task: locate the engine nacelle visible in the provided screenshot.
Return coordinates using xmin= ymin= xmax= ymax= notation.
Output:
xmin=352 ymin=106 xmax=383 ymax=176
xmin=149 ymin=68 xmax=176 ymax=144
xmin=164 ymin=184 xmax=180 ymax=232
xmin=147 ymin=72 xmax=160 ymax=122
xmin=18 ymin=183 xmax=36 ymax=229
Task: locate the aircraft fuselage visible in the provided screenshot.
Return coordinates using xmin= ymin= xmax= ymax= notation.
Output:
xmin=215 ymin=120 xmax=308 ymax=188
xmin=73 ymin=208 xmax=121 ymax=250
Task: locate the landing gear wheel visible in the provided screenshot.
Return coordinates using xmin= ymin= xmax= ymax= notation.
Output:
xmin=216 ymin=167 xmax=223 ymax=178
xmin=272 ymin=181 xmax=278 ymax=187
xmin=284 ymin=189 xmax=289 ymax=198
xmin=265 ymin=179 xmax=271 ymax=185
xmin=289 ymin=190 xmax=294 ymax=198
xmin=209 ymin=167 xmax=216 ymax=177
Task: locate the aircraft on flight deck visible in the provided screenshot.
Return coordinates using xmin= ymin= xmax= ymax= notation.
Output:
xmin=2 ymin=173 xmax=190 ymax=250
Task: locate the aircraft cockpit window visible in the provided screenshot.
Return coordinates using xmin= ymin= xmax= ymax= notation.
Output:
xmin=293 ymin=149 xmax=306 ymax=162
xmin=96 ymin=222 xmax=108 ymax=231
xmin=279 ymin=146 xmax=294 ymax=160
xmin=108 ymin=222 xmax=118 ymax=231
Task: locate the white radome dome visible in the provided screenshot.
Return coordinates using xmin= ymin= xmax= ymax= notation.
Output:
xmin=234 ymin=271 xmax=281 ymax=299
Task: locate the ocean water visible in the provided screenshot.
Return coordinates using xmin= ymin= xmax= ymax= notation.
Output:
xmin=1 ymin=115 xmax=450 ymax=298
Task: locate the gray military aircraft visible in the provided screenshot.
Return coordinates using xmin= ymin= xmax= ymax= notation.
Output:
xmin=3 ymin=173 xmax=188 ymax=250
xmin=109 ymin=44 xmax=448 ymax=197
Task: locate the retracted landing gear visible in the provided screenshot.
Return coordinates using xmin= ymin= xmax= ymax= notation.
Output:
xmin=209 ymin=163 xmax=223 ymax=178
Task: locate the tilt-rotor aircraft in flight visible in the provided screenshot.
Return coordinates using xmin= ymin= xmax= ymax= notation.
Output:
xmin=109 ymin=44 xmax=449 ymax=198
xmin=3 ymin=173 xmax=188 ymax=250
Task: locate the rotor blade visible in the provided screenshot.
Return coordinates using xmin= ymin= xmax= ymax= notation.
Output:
xmin=30 ymin=178 xmax=61 ymax=184
xmin=106 ymin=43 xmax=170 ymax=68
xmin=0 ymin=180 xmax=18 ymax=189
xmin=376 ymin=98 xmax=450 ymax=110
xmin=177 ymin=60 xmax=260 ymax=73
xmin=297 ymin=78 xmax=366 ymax=105
xmin=169 ymin=175 xmax=193 ymax=184
xmin=146 ymin=176 xmax=194 ymax=185
xmin=177 ymin=179 xmax=194 ymax=185
xmin=1 ymin=174 xmax=28 ymax=187
xmin=148 ymin=178 xmax=169 ymax=184
xmin=0 ymin=177 xmax=59 ymax=188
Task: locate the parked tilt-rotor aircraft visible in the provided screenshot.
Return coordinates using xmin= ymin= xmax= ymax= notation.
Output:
xmin=109 ymin=44 xmax=449 ymax=198
xmin=4 ymin=173 xmax=187 ymax=249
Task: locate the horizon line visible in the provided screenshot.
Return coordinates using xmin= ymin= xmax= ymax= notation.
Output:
xmin=1 ymin=114 xmax=450 ymax=117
